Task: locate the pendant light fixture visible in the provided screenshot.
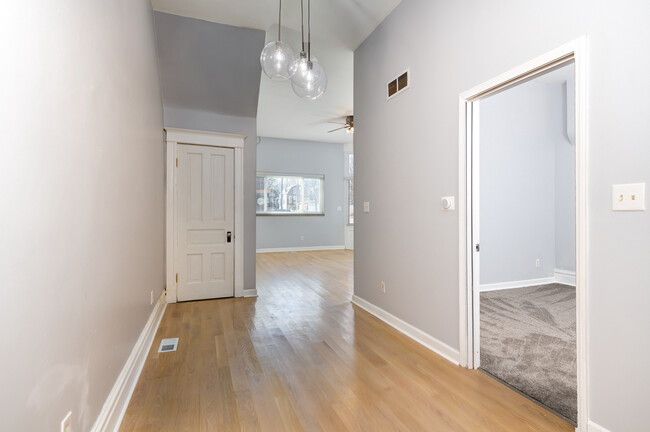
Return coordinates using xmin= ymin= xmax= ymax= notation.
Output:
xmin=289 ymin=0 xmax=327 ymax=100
xmin=260 ymin=0 xmax=296 ymax=80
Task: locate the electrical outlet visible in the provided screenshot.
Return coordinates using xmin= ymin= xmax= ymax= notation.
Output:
xmin=150 ymin=290 xmax=154 ymax=305
xmin=300 ymin=235 xmax=304 ymax=241
xmin=380 ymin=281 xmax=386 ymax=293
xmin=535 ymin=259 xmax=541 ymax=268
xmin=61 ymin=412 xmax=72 ymax=432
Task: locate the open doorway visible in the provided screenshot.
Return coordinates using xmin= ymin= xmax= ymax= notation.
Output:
xmin=459 ymin=39 xmax=588 ymax=431
xmin=477 ymin=63 xmax=577 ymax=423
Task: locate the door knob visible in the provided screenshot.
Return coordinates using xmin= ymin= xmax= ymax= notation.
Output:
xmin=227 ymin=231 xmax=232 ymax=243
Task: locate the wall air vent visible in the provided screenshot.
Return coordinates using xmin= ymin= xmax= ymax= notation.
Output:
xmin=387 ymin=69 xmax=410 ymax=100
xmin=158 ymin=337 xmax=179 ymax=353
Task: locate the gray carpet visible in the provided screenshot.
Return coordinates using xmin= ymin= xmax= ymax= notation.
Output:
xmin=480 ymin=283 xmax=576 ymax=423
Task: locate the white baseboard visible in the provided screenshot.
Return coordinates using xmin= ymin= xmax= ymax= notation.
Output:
xmin=555 ymin=268 xmax=576 ymax=286
xmin=588 ymin=420 xmax=611 ymax=432
xmin=90 ymin=291 xmax=167 ymax=432
xmin=480 ymin=277 xmax=556 ymax=292
xmin=242 ymin=288 xmax=258 ymax=297
xmin=480 ymin=270 xmax=577 ymax=292
xmin=351 ymin=295 xmax=460 ymax=365
xmin=256 ymin=245 xmax=345 ymax=253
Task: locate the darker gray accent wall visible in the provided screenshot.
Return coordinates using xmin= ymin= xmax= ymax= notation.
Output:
xmin=154 ymin=12 xmax=265 ymax=118
xmin=256 ymin=137 xmax=345 ymax=249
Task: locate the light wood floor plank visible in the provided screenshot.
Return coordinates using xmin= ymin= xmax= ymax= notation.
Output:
xmin=120 ymin=250 xmax=571 ymax=431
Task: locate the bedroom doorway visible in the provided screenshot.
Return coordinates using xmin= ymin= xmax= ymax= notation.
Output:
xmin=477 ymin=62 xmax=577 ymax=424
xmin=459 ymin=39 xmax=588 ymax=431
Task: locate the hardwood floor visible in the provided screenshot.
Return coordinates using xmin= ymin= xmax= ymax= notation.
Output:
xmin=120 ymin=250 xmax=572 ymax=431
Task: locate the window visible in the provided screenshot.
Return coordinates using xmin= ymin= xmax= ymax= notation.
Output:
xmin=256 ymin=173 xmax=324 ymax=215
xmin=347 ymin=179 xmax=354 ymax=225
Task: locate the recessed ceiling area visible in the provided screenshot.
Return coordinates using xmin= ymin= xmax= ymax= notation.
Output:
xmin=150 ymin=0 xmax=402 ymax=50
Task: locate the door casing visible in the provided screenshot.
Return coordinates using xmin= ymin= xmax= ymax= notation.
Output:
xmin=165 ymin=128 xmax=251 ymax=303
xmin=458 ymin=37 xmax=588 ymax=432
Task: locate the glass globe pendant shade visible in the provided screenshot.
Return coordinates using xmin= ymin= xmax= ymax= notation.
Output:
xmin=289 ymin=52 xmax=322 ymax=86
xmin=260 ymin=41 xmax=296 ymax=80
xmin=291 ymin=61 xmax=327 ymax=100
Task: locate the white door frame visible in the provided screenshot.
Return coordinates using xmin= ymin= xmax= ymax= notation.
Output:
xmin=165 ymin=128 xmax=246 ymax=303
xmin=458 ymin=37 xmax=588 ymax=431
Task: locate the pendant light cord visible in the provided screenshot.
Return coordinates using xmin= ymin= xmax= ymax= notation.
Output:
xmin=278 ymin=0 xmax=282 ymax=41
xmin=307 ymin=0 xmax=311 ymax=61
xmin=300 ymin=0 xmax=305 ymax=53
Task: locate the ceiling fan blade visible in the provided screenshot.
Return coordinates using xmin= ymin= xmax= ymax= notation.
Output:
xmin=327 ymin=121 xmax=346 ymax=125
xmin=327 ymin=126 xmax=348 ymax=133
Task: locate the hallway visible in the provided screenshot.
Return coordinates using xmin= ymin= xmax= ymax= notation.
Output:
xmin=121 ymin=250 xmax=571 ymax=431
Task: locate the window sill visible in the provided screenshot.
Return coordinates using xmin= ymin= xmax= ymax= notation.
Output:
xmin=257 ymin=213 xmax=325 ymax=217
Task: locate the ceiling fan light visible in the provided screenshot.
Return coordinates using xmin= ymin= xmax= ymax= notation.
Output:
xmin=260 ymin=41 xmax=296 ymax=80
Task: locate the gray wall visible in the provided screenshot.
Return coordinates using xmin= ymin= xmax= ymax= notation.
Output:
xmin=479 ymin=78 xmax=574 ymax=285
xmin=154 ymin=14 xmax=266 ymax=291
xmin=354 ymin=0 xmax=650 ymax=430
xmin=164 ymin=107 xmax=258 ymax=290
xmin=257 ymin=137 xmax=345 ymax=249
xmin=0 ymin=1 xmax=164 ymax=430
xmin=154 ymin=12 xmax=264 ymax=118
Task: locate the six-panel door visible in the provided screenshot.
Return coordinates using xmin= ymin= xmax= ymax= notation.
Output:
xmin=177 ymin=144 xmax=234 ymax=301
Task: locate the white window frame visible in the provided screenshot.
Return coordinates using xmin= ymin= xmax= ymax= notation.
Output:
xmin=256 ymin=172 xmax=325 ymax=216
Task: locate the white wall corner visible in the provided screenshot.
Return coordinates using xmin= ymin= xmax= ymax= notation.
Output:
xmin=351 ymin=295 xmax=460 ymax=365
xmin=90 ymin=292 xmax=167 ymax=432
xmin=479 ymin=277 xmax=556 ymax=292
xmin=554 ymin=268 xmax=576 ymax=286
xmin=587 ymin=420 xmax=612 ymax=432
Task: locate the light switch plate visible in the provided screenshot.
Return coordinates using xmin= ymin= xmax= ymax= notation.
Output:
xmin=612 ymin=183 xmax=645 ymax=211
xmin=363 ymin=201 xmax=370 ymax=213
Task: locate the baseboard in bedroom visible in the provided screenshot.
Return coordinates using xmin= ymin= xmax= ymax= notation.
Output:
xmin=554 ymin=268 xmax=576 ymax=286
xmin=242 ymin=288 xmax=258 ymax=298
xmin=90 ymin=291 xmax=167 ymax=432
xmin=480 ymin=277 xmax=556 ymax=292
xmin=351 ymin=295 xmax=460 ymax=365
xmin=256 ymin=245 xmax=345 ymax=253
xmin=588 ymin=420 xmax=612 ymax=432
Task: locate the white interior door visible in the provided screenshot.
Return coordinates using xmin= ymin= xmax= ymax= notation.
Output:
xmin=177 ymin=144 xmax=234 ymax=301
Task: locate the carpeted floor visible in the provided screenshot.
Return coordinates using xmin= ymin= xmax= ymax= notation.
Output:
xmin=480 ymin=283 xmax=576 ymax=423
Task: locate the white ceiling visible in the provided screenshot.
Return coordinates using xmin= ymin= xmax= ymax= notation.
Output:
xmin=256 ymin=26 xmax=354 ymax=144
xmin=150 ymin=0 xmax=402 ymax=50
xmin=150 ymin=0 xmax=402 ymax=145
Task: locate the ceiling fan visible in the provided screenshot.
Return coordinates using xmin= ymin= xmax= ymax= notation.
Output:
xmin=328 ymin=115 xmax=354 ymax=134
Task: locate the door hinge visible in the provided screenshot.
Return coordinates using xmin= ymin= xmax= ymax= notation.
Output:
xmin=175 ymin=273 xmax=178 ymax=283
xmin=175 ymin=158 xmax=178 ymax=167
xmin=475 ymin=244 xmax=480 ymax=252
